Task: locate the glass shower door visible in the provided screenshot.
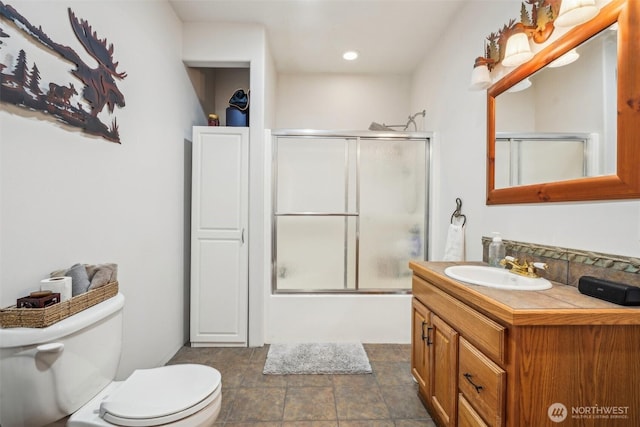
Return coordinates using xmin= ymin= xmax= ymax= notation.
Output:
xmin=274 ymin=137 xmax=357 ymax=291
xmin=273 ymin=132 xmax=428 ymax=293
xmin=358 ymin=139 xmax=426 ymax=290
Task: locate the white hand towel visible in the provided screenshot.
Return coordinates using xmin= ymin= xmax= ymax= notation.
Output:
xmin=443 ymin=223 xmax=465 ymax=261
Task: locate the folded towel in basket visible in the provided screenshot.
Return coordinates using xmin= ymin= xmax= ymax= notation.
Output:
xmin=66 ymin=263 xmax=91 ymax=296
xmin=86 ymin=263 xmax=118 ymax=290
xmin=51 ymin=263 xmax=118 ymax=295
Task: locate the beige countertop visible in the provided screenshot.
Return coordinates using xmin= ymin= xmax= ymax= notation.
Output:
xmin=410 ymin=261 xmax=640 ymax=326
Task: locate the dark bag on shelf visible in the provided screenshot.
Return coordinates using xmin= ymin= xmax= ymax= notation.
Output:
xmin=229 ymin=89 xmax=249 ymax=111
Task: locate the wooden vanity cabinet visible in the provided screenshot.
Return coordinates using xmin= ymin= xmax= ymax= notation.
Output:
xmin=411 ymin=298 xmax=430 ymax=391
xmin=412 ymin=299 xmax=459 ymax=427
xmin=412 ymin=275 xmax=505 ymax=427
xmin=458 ymin=337 xmax=505 ymax=427
xmin=410 ymin=261 xmax=640 ymax=427
xmin=430 ymin=314 xmax=459 ymax=426
xmin=458 ymin=394 xmax=489 ymax=427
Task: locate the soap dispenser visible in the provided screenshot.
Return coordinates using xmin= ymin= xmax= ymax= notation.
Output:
xmin=488 ymin=232 xmax=505 ymax=267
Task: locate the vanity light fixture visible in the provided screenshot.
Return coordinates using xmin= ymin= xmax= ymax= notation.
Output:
xmin=469 ymin=0 xmax=600 ymax=91
xmin=502 ymin=26 xmax=535 ymax=68
xmin=548 ymin=48 xmax=580 ymax=67
xmin=342 ymin=50 xmax=358 ymax=61
xmin=470 ymin=57 xmax=492 ymax=90
xmin=469 ymin=1 xmax=558 ymax=90
xmin=555 ymin=0 xmax=599 ymax=27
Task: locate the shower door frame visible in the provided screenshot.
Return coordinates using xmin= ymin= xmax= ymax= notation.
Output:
xmin=271 ymin=129 xmax=431 ymax=294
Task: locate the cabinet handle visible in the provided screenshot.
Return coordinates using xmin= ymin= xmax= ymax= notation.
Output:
xmin=424 ymin=325 xmax=433 ymax=346
xmin=241 ymin=228 xmax=245 ymax=244
xmin=463 ymin=373 xmax=484 ymax=393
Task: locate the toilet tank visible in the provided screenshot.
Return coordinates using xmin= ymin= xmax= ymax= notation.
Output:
xmin=0 ymin=293 xmax=125 ymax=427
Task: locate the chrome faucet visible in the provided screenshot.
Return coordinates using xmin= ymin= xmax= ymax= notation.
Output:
xmin=500 ymin=256 xmax=548 ymax=278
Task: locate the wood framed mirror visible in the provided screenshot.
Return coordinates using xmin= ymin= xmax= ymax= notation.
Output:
xmin=486 ymin=0 xmax=640 ymax=204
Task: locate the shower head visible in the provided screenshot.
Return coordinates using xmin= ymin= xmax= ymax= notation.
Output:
xmin=369 ymin=110 xmax=426 ymax=132
xmin=368 ymin=122 xmax=396 ymax=131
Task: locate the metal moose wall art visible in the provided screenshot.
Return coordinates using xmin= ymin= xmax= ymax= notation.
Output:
xmin=0 ymin=2 xmax=126 ymax=143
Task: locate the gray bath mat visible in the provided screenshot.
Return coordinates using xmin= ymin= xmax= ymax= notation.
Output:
xmin=263 ymin=343 xmax=372 ymax=375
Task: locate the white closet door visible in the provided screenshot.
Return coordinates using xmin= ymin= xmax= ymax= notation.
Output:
xmin=191 ymin=127 xmax=249 ymax=346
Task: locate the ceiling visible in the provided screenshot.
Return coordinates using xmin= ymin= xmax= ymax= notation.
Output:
xmin=169 ymin=0 xmax=468 ymax=74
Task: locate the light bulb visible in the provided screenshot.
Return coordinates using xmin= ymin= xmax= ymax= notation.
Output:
xmin=342 ymin=51 xmax=358 ymax=61
xmin=555 ymin=0 xmax=598 ymax=27
xmin=502 ymin=33 xmax=534 ymax=67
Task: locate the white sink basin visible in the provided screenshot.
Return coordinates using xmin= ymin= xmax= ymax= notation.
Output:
xmin=444 ymin=265 xmax=552 ymax=291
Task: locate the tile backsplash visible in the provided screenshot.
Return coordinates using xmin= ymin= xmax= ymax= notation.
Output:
xmin=481 ymin=237 xmax=640 ymax=288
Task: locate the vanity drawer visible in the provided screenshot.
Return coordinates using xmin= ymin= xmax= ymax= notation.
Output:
xmin=412 ymin=276 xmax=506 ymax=362
xmin=458 ymin=393 xmax=489 ymax=427
xmin=458 ymin=337 xmax=506 ymax=427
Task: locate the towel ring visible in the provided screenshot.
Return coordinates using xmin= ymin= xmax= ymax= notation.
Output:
xmin=450 ymin=197 xmax=466 ymax=226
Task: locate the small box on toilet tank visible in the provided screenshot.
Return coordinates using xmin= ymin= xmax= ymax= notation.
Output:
xmin=17 ymin=292 xmax=60 ymax=308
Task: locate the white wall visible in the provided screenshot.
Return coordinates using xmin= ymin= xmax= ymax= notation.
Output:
xmin=264 ymin=42 xmax=277 ymax=130
xmin=411 ymin=1 xmax=640 ymax=261
xmin=275 ymin=73 xmax=414 ymax=130
xmin=0 ymin=0 xmax=203 ymax=378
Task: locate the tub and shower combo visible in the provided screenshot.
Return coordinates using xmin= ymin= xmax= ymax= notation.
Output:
xmin=271 ymin=127 xmax=430 ymax=294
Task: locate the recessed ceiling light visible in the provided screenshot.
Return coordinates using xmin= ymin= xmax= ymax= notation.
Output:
xmin=343 ymin=51 xmax=358 ymax=61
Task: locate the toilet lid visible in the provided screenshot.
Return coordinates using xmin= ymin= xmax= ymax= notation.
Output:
xmin=100 ymin=364 xmax=221 ymax=427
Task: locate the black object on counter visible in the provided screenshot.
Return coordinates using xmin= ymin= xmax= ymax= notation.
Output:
xmin=578 ymin=276 xmax=640 ymax=306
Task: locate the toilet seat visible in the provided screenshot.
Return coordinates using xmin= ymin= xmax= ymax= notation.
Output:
xmin=99 ymin=364 xmax=221 ymax=427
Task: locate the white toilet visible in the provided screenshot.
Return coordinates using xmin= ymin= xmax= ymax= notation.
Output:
xmin=0 ymin=293 xmax=222 ymax=427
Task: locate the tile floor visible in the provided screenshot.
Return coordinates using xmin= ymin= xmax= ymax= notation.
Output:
xmin=167 ymin=343 xmax=437 ymax=427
